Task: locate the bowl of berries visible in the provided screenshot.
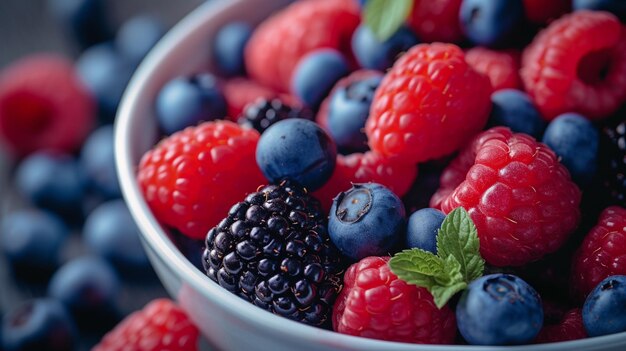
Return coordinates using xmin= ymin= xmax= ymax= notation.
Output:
xmin=115 ymin=0 xmax=626 ymax=350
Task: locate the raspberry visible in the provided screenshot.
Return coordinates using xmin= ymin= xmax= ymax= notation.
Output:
xmin=137 ymin=120 xmax=266 ymax=239
xmin=332 ymin=256 xmax=456 ymax=344
xmin=0 ymin=54 xmax=95 ymax=156
xmin=93 ymin=299 xmax=199 ymax=351
xmin=521 ymin=11 xmax=626 ymax=120
xmin=238 ymin=98 xmax=313 ymax=134
xmin=535 ymin=308 xmax=587 ymax=343
xmin=245 ymin=0 xmax=359 ymax=93
xmin=408 ymin=0 xmax=464 ymax=43
xmin=366 ymin=43 xmax=491 ymax=164
xmin=571 ymin=206 xmax=626 ymax=301
xmin=222 ymin=78 xmax=278 ymax=119
xmin=465 ymin=47 xmax=521 ymax=93
xmin=523 ymin=0 xmax=571 ymax=24
xmin=430 ymin=127 xmax=581 ymax=267
xmin=313 ymin=151 xmax=418 ymax=211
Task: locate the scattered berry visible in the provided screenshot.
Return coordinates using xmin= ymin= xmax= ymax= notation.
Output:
xmin=291 ymin=49 xmax=349 ymax=109
xmin=366 ymin=43 xmax=492 ymax=164
xmin=156 ymin=73 xmax=227 ymax=135
xmin=256 ymin=119 xmax=336 ymax=191
xmin=203 ymin=183 xmax=344 ymax=327
xmin=521 ymin=10 xmax=626 ymax=120
xmin=408 ymin=0 xmax=464 ymax=43
xmin=213 ymin=22 xmax=252 ymax=77
xmin=115 ymin=14 xmax=165 ymax=66
xmin=47 ymin=0 xmax=113 ymax=49
xmin=351 ymin=25 xmax=419 ymax=71
xmin=456 ymin=274 xmax=544 ymax=345
xmin=222 ymin=78 xmax=279 ymax=119
xmin=93 ymin=299 xmax=199 ymax=351
xmin=542 ymin=113 xmax=599 ymax=185
xmin=0 ymin=54 xmax=95 ymax=155
xmin=489 ymin=89 xmax=545 ymax=139
xmin=465 ymin=47 xmax=521 ymax=93
xmin=81 ymin=125 xmax=120 ymax=199
xmin=583 ymin=275 xmax=626 ymax=337
xmin=600 ymin=118 xmax=626 ymax=205
xmin=535 ymin=308 xmax=586 ymax=343
xmin=523 ymin=0 xmax=571 ymax=23
xmin=459 ymin=0 xmax=525 ymax=47
xmin=332 ymin=256 xmax=457 ymax=344
xmin=238 ymin=98 xmax=313 ymax=134
xmin=431 ymin=127 xmax=581 ymax=266
xmin=406 ymin=208 xmax=446 ymax=254
xmin=329 ymin=183 xmax=406 ymax=260
xmin=137 ymin=121 xmax=265 ymax=239
xmin=572 ymin=206 xmax=626 ymax=301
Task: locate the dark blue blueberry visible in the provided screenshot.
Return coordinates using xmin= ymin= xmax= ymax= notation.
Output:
xmin=456 ymin=274 xmax=543 ymax=345
xmin=327 ymin=74 xmax=382 ymax=154
xmin=81 ymin=125 xmax=120 ymax=199
xmin=291 ymin=49 xmax=349 ymax=109
xmin=574 ymin=0 xmax=626 ymax=20
xmin=489 ymin=89 xmax=546 ymax=139
xmin=459 ymin=0 xmax=525 ymax=46
xmin=583 ymin=275 xmax=626 ymax=337
xmin=542 ymin=113 xmax=599 ymax=186
xmin=213 ymin=22 xmax=253 ymax=77
xmin=329 ymin=183 xmax=406 ymax=260
xmin=352 ymin=24 xmax=419 ymax=71
xmin=406 ymin=208 xmax=445 ymax=254
xmin=76 ymin=43 xmax=135 ymax=118
xmin=15 ymin=152 xmax=84 ymax=216
xmin=47 ymin=0 xmax=113 ymax=49
xmin=256 ymin=119 xmax=337 ymax=191
xmin=1 ymin=210 xmax=68 ymax=270
xmin=84 ymin=200 xmax=149 ymax=270
xmin=156 ymin=73 xmax=227 ymax=135
xmin=116 ymin=14 xmax=165 ymax=66
xmin=2 ymin=299 xmax=77 ymax=351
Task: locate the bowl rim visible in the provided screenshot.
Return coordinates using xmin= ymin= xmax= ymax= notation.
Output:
xmin=115 ymin=0 xmax=626 ymax=349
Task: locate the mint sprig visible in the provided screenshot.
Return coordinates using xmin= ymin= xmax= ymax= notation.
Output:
xmin=363 ymin=0 xmax=414 ymax=42
xmin=389 ymin=207 xmax=485 ymax=309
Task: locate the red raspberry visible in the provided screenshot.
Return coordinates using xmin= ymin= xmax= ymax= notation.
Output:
xmin=93 ymin=299 xmax=199 ymax=351
xmin=222 ymin=78 xmax=278 ymax=120
xmin=535 ymin=308 xmax=587 ymax=344
xmin=366 ymin=43 xmax=492 ymax=164
xmin=521 ymin=11 xmax=626 ymax=120
xmin=571 ymin=206 xmax=626 ymax=301
xmin=245 ymin=0 xmax=359 ymax=93
xmin=313 ymin=151 xmax=417 ymax=211
xmin=465 ymin=47 xmax=521 ymax=93
xmin=430 ymin=127 xmax=581 ymax=267
xmin=137 ymin=120 xmax=266 ymax=239
xmin=408 ymin=0 xmax=464 ymax=43
xmin=332 ymin=256 xmax=456 ymax=344
xmin=0 ymin=54 xmax=95 ymax=156
xmin=523 ymin=0 xmax=571 ymax=24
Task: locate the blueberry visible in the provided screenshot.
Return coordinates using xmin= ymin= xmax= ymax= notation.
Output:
xmin=291 ymin=49 xmax=349 ymax=109
xmin=583 ymin=275 xmax=626 ymax=337
xmin=156 ymin=73 xmax=227 ymax=135
xmin=352 ymin=24 xmax=419 ymax=71
xmin=574 ymin=0 xmax=626 ymax=20
xmin=116 ymin=14 xmax=165 ymax=66
xmin=456 ymin=274 xmax=543 ymax=345
xmin=76 ymin=43 xmax=135 ymax=118
xmin=542 ymin=113 xmax=599 ymax=185
xmin=327 ymin=74 xmax=382 ymax=154
xmin=213 ymin=22 xmax=253 ymax=77
xmin=489 ymin=89 xmax=546 ymax=139
xmin=406 ymin=208 xmax=445 ymax=254
xmin=460 ymin=0 xmax=525 ymax=46
xmin=84 ymin=200 xmax=149 ymax=270
xmin=80 ymin=125 xmax=120 ymax=199
xmin=2 ymin=299 xmax=77 ymax=351
xmin=256 ymin=119 xmax=337 ymax=191
xmin=47 ymin=0 xmax=113 ymax=49
xmin=0 ymin=210 xmax=68 ymax=271
xmin=15 ymin=152 xmax=84 ymax=216
xmin=329 ymin=183 xmax=406 ymax=260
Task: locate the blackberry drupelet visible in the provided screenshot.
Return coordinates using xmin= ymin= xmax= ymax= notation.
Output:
xmin=203 ymin=182 xmax=343 ymax=327
xmin=238 ymin=99 xmax=313 ymax=133
xmin=601 ymin=119 xmax=626 ymax=205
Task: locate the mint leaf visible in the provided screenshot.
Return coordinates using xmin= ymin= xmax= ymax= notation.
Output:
xmin=363 ymin=0 xmax=414 ymax=42
xmin=431 ymin=256 xmax=467 ymax=309
xmin=389 ymin=249 xmax=446 ymax=289
xmin=436 ymin=207 xmax=485 ymax=283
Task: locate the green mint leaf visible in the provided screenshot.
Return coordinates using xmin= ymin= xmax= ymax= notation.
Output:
xmin=436 ymin=207 xmax=485 ymax=283
xmin=389 ymin=249 xmax=446 ymax=290
xmin=431 ymin=255 xmax=467 ymax=309
xmin=363 ymin=0 xmax=414 ymax=42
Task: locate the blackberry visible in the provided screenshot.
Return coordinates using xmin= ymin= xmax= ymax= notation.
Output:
xmin=238 ymin=99 xmax=313 ymax=133
xmin=202 ymin=182 xmax=343 ymax=327
xmin=600 ymin=119 xmax=626 ymax=206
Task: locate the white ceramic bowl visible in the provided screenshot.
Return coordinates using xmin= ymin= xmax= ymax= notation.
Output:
xmin=115 ymin=1 xmax=626 ymax=350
